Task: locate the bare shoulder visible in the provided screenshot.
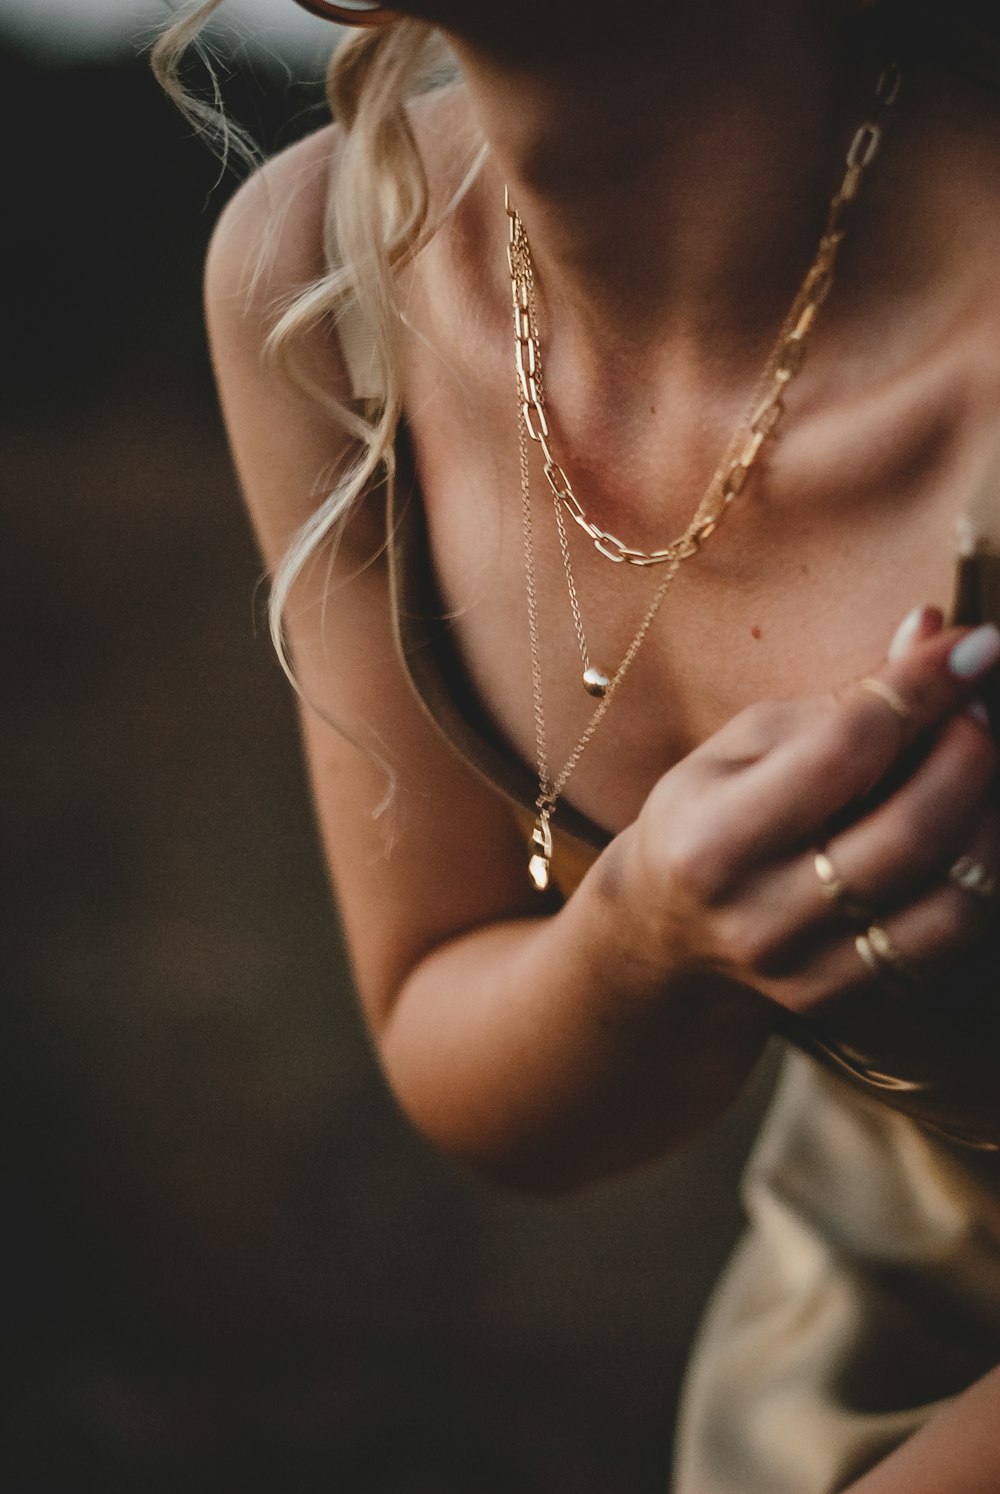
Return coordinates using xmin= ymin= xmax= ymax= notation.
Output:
xmin=205 ymin=124 xmax=340 ymax=324
xmin=205 ymin=79 xmax=481 ymax=317
xmin=203 ymin=125 xmax=366 ymax=566
xmin=203 ymin=84 xmax=484 ymax=562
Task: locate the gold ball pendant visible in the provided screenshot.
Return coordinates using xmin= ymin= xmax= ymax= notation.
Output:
xmin=583 ymin=667 xmax=610 ymax=698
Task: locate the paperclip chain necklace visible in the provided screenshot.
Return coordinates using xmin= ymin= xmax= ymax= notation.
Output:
xmin=509 ymin=62 xmax=901 ymax=892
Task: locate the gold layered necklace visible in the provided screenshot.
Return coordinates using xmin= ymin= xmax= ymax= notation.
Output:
xmin=508 ymin=63 xmax=902 ymax=892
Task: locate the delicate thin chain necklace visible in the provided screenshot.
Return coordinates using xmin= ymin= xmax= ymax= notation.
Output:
xmin=509 ymin=63 xmax=901 ymax=892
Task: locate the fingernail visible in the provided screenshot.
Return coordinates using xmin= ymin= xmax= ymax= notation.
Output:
xmin=966 ymin=699 xmax=991 ymax=727
xmin=888 ymin=605 xmax=927 ymax=662
xmin=949 ymin=624 xmax=1000 ymax=679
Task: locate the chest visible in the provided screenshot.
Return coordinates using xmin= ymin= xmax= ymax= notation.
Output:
xmin=401 ymin=333 xmax=998 ymax=836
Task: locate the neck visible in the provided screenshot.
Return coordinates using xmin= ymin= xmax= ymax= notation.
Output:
xmin=432 ymin=0 xmax=962 ymax=396
xmin=447 ymin=2 xmax=864 ymax=354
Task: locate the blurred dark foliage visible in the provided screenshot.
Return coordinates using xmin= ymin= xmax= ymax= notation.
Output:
xmin=0 ymin=36 xmax=769 ymax=1494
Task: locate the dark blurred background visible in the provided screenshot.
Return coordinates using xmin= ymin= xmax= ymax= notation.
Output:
xmin=0 ymin=8 xmax=773 ymax=1491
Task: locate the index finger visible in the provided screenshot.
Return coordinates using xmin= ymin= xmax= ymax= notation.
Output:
xmin=738 ymin=622 xmax=1000 ymax=856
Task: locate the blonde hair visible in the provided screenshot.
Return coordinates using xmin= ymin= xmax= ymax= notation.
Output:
xmin=153 ymin=4 xmax=471 ymax=689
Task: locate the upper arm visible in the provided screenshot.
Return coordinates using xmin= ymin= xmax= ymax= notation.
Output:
xmin=204 ymin=131 xmax=541 ymax=1030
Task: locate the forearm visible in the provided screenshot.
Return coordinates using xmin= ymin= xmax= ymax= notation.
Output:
xmin=378 ymin=834 xmax=769 ymax=1190
xmin=843 ymin=1363 xmax=1000 ymax=1494
xmin=368 ymin=622 xmax=996 ymax=1193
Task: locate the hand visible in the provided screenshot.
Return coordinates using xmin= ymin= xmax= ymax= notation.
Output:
xmin=622 ymin=608 xmax=1000 ymax=1016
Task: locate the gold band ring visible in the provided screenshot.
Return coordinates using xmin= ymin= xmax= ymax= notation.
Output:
xmin=857 ymin=676 xmax=913 ymax=726
xmin=814 ymin=850 xmax=875 ymax=924
xmin=855 ymin=924 xmax=920 ymax=994
xmin=949 ymin=855 xmax=999 ymax=903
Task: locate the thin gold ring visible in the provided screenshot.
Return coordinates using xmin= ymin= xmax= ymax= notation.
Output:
xmin=813 ymin=850 xmax=875 ymax=924
xmin=855 ymin=924 xmax=919 ymax=993
xmin=949 ymin=855 xmax=999 ymax=903
xmin=857 ymin=676 xmax=913 ymax=725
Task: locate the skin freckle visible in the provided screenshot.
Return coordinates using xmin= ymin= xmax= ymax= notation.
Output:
xmin=751 ymin=625 xmax=762 ymax=640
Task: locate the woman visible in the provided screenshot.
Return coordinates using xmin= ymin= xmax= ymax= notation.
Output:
xmin=157 ymin=0 xmax=1000 ymax=1488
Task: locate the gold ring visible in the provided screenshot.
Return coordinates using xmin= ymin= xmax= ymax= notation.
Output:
xmin=855 ymin=924 xmax=919 ymax=994
xmin=949 ymin=855 xmax=999 ymax=903
xmin=814 ymin=850 xmax=875 ymax=924
xmin=857 ymin=676 xmax=913 ymax=725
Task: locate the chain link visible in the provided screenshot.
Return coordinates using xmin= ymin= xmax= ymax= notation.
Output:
xmin=512 ymin=62 xmax=901 ymax=883
xmin=506 ymin=60 xmax=900 ymax=570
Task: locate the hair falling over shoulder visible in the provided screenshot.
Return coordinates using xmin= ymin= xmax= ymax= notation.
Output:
xmin=152 ymin=2 xmax=468 ymax=689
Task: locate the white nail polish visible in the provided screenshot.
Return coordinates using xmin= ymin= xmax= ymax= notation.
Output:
xmin=888 ymin=605 xmax=926 ymax=662
xmin=949 ymin=624 xmax=1000 ymax=679
xmin=966 ymin=700 xmax=991 ymax=727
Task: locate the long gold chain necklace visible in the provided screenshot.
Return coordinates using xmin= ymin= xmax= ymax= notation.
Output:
xmin=509 ymin=62 xmax=901 ymax=892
